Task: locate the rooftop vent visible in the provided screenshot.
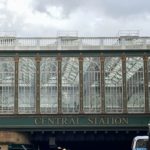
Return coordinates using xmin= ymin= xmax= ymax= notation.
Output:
xmin=0 ymin=31 xmax=16 ymax=37
xmin=0 ymin=31 xmax=16 ymax=45
xmin=57 ymin=31 xmax=78 ymax=40
xmin=118 ymin=30 xmax=139 ymax=37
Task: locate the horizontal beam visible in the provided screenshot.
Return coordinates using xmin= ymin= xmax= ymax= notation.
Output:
xmin=0 ymin=50 xmax=150 ymax=57
xmin=0 ymin=114 xmax=149 ymax=130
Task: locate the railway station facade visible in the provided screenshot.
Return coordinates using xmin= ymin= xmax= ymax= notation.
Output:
xmin=0 ymin=31 xmax=150 ymax=150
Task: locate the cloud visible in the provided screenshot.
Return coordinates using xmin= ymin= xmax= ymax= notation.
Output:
xmin=0 ymin=0 xmax=150 ymax=36
xmin=32 ymin=0 xmax=150 ymax=18
xmin=0 ymin=0 xmax=31 ymax=34
xmin=98 ymin=0 xmax=150 ymax=18
xmin=31 ymin=0 xmax=82 ymax=18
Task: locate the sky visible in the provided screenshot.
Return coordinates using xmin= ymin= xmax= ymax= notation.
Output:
xmin=0 ymin=0 xmax=150 ymax=37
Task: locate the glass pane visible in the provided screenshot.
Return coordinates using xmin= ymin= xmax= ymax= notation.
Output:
xmin=18 ymin=58 xmax=36 ymax=114
xmin=62 ymin=57 xmax=79 ymax=113
xmin=127 ymin=57 xmax=144 ymax=113
xmin=105 ymin=57 xmax=123 ymax=113
xmin=83 ymin=57 xmax=101 ymax=113
xmin=40 ymin=57 xmax=58 ymax=113
xmin=0 ymin=58 xmax=15 ymax=114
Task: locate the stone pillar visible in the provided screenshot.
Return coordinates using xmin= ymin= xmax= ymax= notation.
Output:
xmin=35 ymin=54 xmax=41 ymax=114
xmin=0 ymin=145 xmax=8 ymax=150
xmin=143 ymin=55 xmax=149 ymax=113
xmin=122 ymin=54 xmax=127 ymax=113
xmin=100 ymin=55 xmax=105 ymax=113
xmin=79 ymin=54 xmax=83 ymax=114
xmin=0 ymin=131 xmax=30 ymax=145
xmin=14 ymin=54 xmax=19 ymax=114
xmin=57 ymin=53 xmax=62 ymax=114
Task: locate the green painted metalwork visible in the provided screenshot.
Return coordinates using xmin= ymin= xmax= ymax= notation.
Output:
xmin=0 ymin=50 xmax=150 ymax=57
xmin=0 ymin=50 xmax=149 ymax=131
xmin=0 ymin=114 xmax=149 ymax=129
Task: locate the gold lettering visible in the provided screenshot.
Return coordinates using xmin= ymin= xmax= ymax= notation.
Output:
xmin=35 ymin=118 xmax=42 ymax=125
xmin=94 ymin=118 xmax=97 ymax=124
xmin=62 ymin=118 xmax=68 ymax=125
xmin=48 ymin=118 xmax=55 ymax=125
xmin=34 ymin=117 xmax=129 ymax=126
xmin=114 ymin=118 xmax=122 ymax=125
xmin=111 ymin=117 xmax=115 ymax=125
xmin=42 ymin=118 xmax=47 ymax=125
xmin=77 ymin=117 xmax=79 ymax=124
xmin=122 ymin=118 xmax=128 ymax=125
xmin=99 ymin=118 xmax=105 ymax=124
xmin=88 ymin=117 xmax=94 ymax=124
xmin=56 ymin=118 xmax=62 ymax=125
xmin=111 ymin=117 xmax=128 ymax=125
xmin=69 ymin=118 xmax=79 ymax=125
xmin=106 ymin=118 xmax=109 ymax=124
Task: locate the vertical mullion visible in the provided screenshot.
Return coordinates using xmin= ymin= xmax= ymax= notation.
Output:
xmin=79 ymin=54 xmax=83 ymax=114
xmin=35 ymin=54 xmax=41 ymax=114
xmin=2 ymin=73 xmax=3 ymax=111
xmin=57 ymin=54 xmax=62 ymax=114
xmin=100 ymin=55 xmax=105 ymax=113
xmin=122 ymin=55 xmax=127 ymax=113
xmin=14 ymin=54 xmax=19 ymax=114
xmin=144 ymin=56 xmax=149 ymax=112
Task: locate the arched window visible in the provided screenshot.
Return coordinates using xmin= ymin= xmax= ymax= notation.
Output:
xmin=40 ymin=57 xmax=58 ymax=114
xmin=62 ymin=57 xmax=79 ymax=113
xmin=0 ymin=58 xmax=15 ymax=114
xmin=105 ymin=57 xmax=123 ymax=113
xmin=83 ymin=57 xmax=101 ymax=113
xmin=18 ymin=58 xmax=36 ymax=114
xmin=127 ymin=57 xmax=144 ymax=113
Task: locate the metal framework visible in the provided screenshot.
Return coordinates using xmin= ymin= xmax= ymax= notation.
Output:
xmin=0 ymin=35 xmax=149 ymax=114
xmin=0 ymin=54 xmax=148 ymax=114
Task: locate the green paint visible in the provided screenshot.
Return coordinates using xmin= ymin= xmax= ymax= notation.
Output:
xmin=0 ymin=50 xmax=149 ymax=57
xmin=0 ymin=114 xmax=149 ymax=129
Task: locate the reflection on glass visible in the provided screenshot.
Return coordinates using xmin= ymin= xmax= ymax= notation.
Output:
xmin=62 ymin=57 xmax=79 ymax=113
xmin=0 ymin=58 xmax=15 ymax=113
xmin=0 ymin=55 xmax=147 ymax=114
xmin=105 ymin=57 xmax=123 ymax=113
xmin=40 ymin=58 xmax=58 ymax=113
xmin=18 ymin=58 xmax=36 ymax=114
xmin=83 ymin=57 xmax=101 ymax=113
xmin=127 ymin=57 xmax=144 ymax=113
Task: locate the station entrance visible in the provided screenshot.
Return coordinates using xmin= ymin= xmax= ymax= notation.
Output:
xmin=0 ymin=34 xmax=150 ymax=150
xmin=1 ymin=130 xmax=147 ymax=150
xmin=45 ymin=131 xmax=143 ymax=150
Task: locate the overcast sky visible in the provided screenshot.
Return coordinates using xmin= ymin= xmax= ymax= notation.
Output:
xmin=0 ymin=0 xmax=150 ymax=37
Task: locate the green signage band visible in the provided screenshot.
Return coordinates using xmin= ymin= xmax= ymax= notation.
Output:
xmin=0 ymin=114 xmax=149 ymax=129
xmin=34 ymin=117 xmax=128 ymax=126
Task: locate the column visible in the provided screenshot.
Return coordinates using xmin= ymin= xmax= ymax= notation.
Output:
xmin=100 ymin=55 xmax=105 ymax=113
xmin=79 ymin=54 xmax=83 ymax=114
xmin=35 ymin=54 xmax=41 ymax=114
xmin=0 ymin=145 xmax=8 ymax=150
xmin=143 ymin=55 xmax=149 ymax=113
xmin=122 ymin=54 xmax=127 ymax=113
xmin=14 ymin=54 xmax=19 ymax=114
xmin=57 ymin=53 xmax=62 ymax=114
